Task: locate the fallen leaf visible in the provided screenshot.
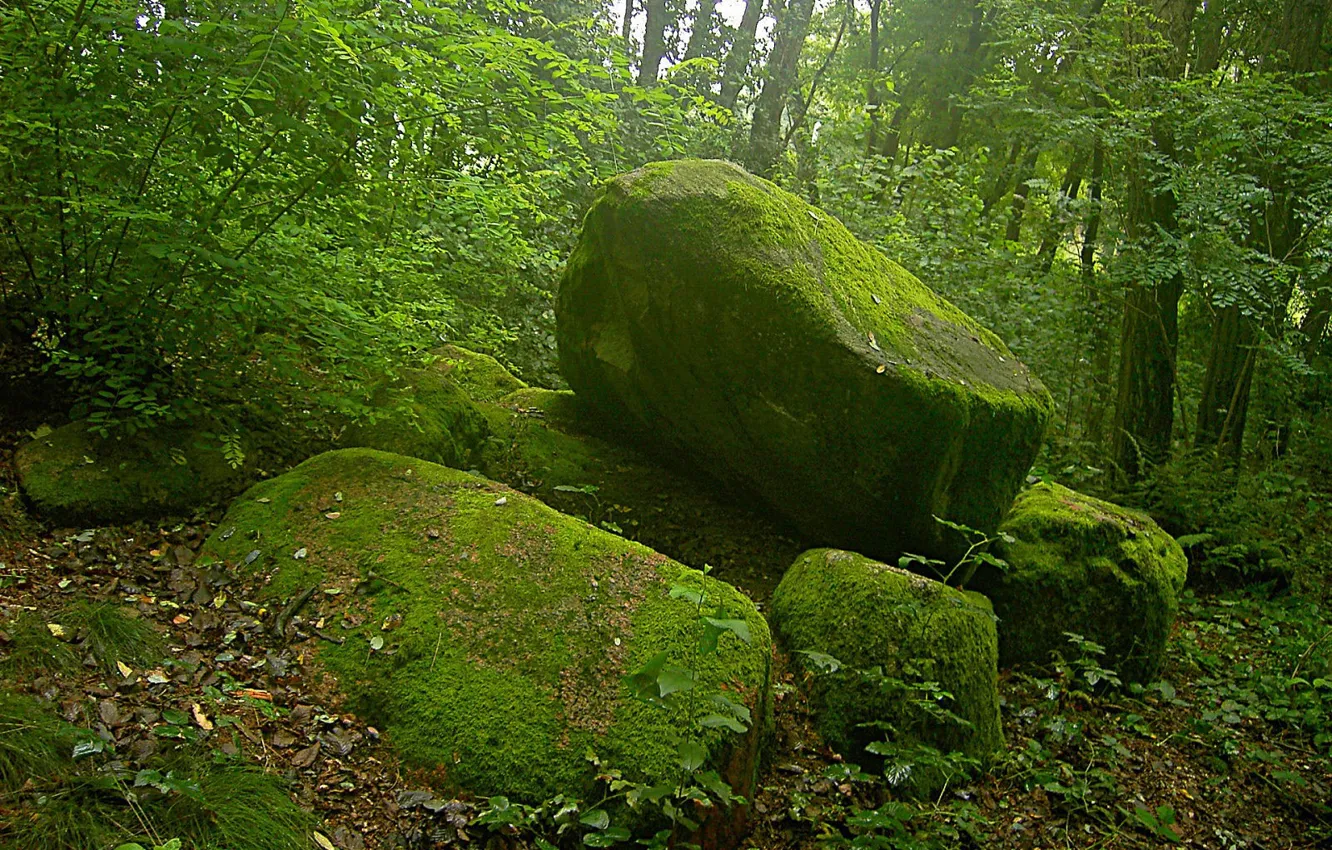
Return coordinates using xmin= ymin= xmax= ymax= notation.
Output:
xmin=494 ymin=496 xmax=507 ymax=506
xmin=314 ymin=831 xmax=336 ymax=850
xmin=146 ymin=669 xmax=169 ymax=684
xmin=324 ymin=512 xmax=341 ymax=520
xmin=293 ymin=547 xmax=308 ymax=560
xmin=293 ymin=743 xmax=321 ymax=768
xmin=876 ymin=364 xmax=887 ymax=374
xmin=192 ymin=703 xmax=214 ymax=731
xmin=46 ymin=623 xmax=66 ymax=638
xmin=117 ymin=661 xmax=133 ymax=678
xmin=871 ymin=293 xmax=882 ymax=305
xmin=172 ymin=614 xmax=191 ymax=625
xmin=868 ymin=332 xmax=881 ymax=351
xmin=233 ymin=688 xmax=273 ymax=701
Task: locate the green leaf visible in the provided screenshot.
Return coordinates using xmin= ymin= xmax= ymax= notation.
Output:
xmin=699 ymin=713 xmax=747 ymax=733
xmin=702 ymin=617 xmax=752 ymax=644
xmin=677 ymin=739 xmax=706 ymax=771
xmin=579 ymin=809 xmax=609 ymax=830
xmin=656 ymin=666 xmax=696 ymax=697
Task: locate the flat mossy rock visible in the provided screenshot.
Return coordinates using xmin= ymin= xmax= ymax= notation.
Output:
xmin=15 ymin=421 xmax=256 ymax=526
xmin=558 ymin=160 xmax=1053 ymax=563
xmin=340 ymin=366 xmax=490 ymax=468
xmin=197 ymin=449 xmax=773 ymax=822
xmin=973 ymin=482 xmax=1188 ymax=684
xmin=770 ymin=549 xmax=1002 ymax=790
xmin=476 ymin=388 xmax=805 ymax=599
xmin=432 ymin=344 xmax=528 ymax=403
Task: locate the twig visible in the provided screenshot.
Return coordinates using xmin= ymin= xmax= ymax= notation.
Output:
xmin=273 ymin=584 xmax=318 ymax=638
xmin=431 ymin=629 xmax=443 ymax=670
xmin=314 ymin=629 xmax=345 ymax=646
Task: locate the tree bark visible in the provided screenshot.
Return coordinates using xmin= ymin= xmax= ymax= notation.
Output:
xmin=744 ymin=0 xmax=815 ymax=176
xmin=683 ymin=0 xmax=721 ymax=62
xmin=622 ymin=0 xmax=634 ymax=43
xmin=1035 ymin=151 xmax=1087 ymax=273
xmin=719 ymin=0 xmax=765 ymax=110
xmin=865 ymin=0 xmax=885 ymax=156
xmin=1194 ymin=305 xmax=1256 ymax=460
xmin=637 ymin=0 xmax=671 ymax=85
xmin=1004 ymin=146 xmax=1041 ymax=243
xmin=1081 ymin=143 xmax=1113 ymax=447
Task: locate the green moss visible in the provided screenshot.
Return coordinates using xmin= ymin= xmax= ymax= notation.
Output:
xmin=475 ymin=389 xmax=805 ymax=599
xmin=341 ymin=366 xmax=491 ymax=468
xmin=15 ymin=421 xmax=257 ymax=526
xmin=770 ymin=548 xmax=1003 ymax=788
xmin=431 ymin=344 xmax=528 ymax=403
xmin=198 ymin=448 xmax=773 ymax=805
xmin=973 ymin=482 xmax=1188 ymax=684
xmin=559 ymin=160 xmax=1053 ymax=563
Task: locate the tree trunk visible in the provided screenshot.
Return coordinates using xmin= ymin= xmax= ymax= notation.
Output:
xmin=744 ymin=0 xmax=816 ymax=176
xmin=1110 ymin=0 xmax=1197 ymax=479
xmin=930 ymin=0 xmax=987 ymax=150
xmin=637 ymin=0 xmax=671 ymax=85
xmin=981 ymin=140 xmax=1024 ymax=216
xmin=622 ymin=0 xmax=634 ymax=43
xmin=719 ymin=0 xmax=765 ymax=110
xmin=1004 ymin=146 xmax=1041 ymax=243
xmin=865 ymin=0 xmax=885 ymax=156
xmin=1194 ymin=305 xmax=1256 ymax=460
xmin=683 ymin=0 xmax=721 ymax=62
xmin=1081 ymin=143 xmax=1113 ymax=447
xmin=1035 ymin=151 xmax=1087 ymax=273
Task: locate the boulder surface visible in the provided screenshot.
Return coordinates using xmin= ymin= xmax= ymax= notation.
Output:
xmin=558 ymin=159 xmax=1052 ymax=562
xmin=197 ymin=448 xmax=773 ymax=813
xmin=770 ymin=548 xmax=1003 ymax=792
xmin=973 ymin=482 xmax=1188 ymax=683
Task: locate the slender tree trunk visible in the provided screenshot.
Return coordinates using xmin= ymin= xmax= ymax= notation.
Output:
xmin=1194 ymin=305 xmax=1256 ymax=460
xmin=683 ymin=0 xmax=720 ymax=61
xmin=637 ymin=0 xmax=671 ymax=85
xmin=1035 ymin=151 xmax=1087 ymax=273
xmin=931 ymin=0 xmax=987 ymax=150
xmin=744 ymin=0 xmax=815 ymax=176
xmin=1081 ymin=143 xmax=1113 ymax=447
xmin=866 ymin=0 xmax=885 ymax=156
xmin=719 ymin=0 xmax=765 ymax=109
xmin=1300 ymin=280 xmax=1332 ymax=358
xmin=981 ymin=140 xmax=1023 ymax=216
xmin=1005 ymin=146 xmax=1041 ymax=243
xmin=622 ymin=0 xmax=634 ymax=43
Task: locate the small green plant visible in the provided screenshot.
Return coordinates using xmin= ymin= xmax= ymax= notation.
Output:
xmin=899 ymin=516 xmax=1012 ymax=588
xmin=1130 ymin=802 xmax=1183 ymax=843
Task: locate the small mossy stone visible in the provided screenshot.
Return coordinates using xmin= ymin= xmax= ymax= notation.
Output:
xmin=558 ymin=159 xmax=1053 ymax=564
xmin=197 ymin=449 xmax=773 ymax=829
xmin=476 ymin=388 xmax=804 ymax=599
xmin=15 ymin=421 xmax=256 ymax=526
xmin=974 ymin=482 xmax=1188 ymax=684
xmin=341 ymin=366 xmax=491 ymax=468
xmin=770 ymin=548 xmax=1003 ymax=793
xmin=432 ymin=344 xmax=527 ymax=403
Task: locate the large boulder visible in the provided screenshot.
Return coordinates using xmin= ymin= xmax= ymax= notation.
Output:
xmin=340 ymin=366 xmax=491 ymax=469
xmin=197 ymin=449 xmax=773 ymax=828
xmin=558 ymin=160 xmax=1053 ymax=563
xmin=476 ymin=388 xmax=805 ymax=599
xmin=972 ymin=482 xmax=1188 ymax=683
xmin=430 ymin=344 xmax=528 ymax=403
xmin=14 ymin=421 xmax=258 ymax=526
xmin=770 ymin=549 xmax=1003 ymax=791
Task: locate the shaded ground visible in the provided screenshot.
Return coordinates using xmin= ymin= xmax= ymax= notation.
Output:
xmin=0 ymin=429 xmax=1328 ymax=849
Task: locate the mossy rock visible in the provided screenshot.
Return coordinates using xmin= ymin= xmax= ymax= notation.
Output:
xmin=558 ymin=160 xmax=1053 ymax=564
xmin=476 ymin=388 xmax=805 ymax=599
xmin=14 ymin=421 xmax=257 ymax=526
xmin=770 ymin=549 xmax=1003 ymax=792
xmin=197 ymin=449 xmax=773 ymax=828
xmin=432 ymin=344 xmax=528 ymax=403
xmin=973 ymin=482 xmax=1188 ymax=684
xmin=340 ymin=366 xmax=491 ymax=469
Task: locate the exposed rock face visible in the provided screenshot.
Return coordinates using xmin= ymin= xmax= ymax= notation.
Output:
xmin=198 ymin=449 xmax=773 ymax=830
xmin=770 ymin=548 xmax=1003 ymax=794
xmin=557 ymin=159 xmax=1053 ymax=563
xmin=974 ymin=482 xmax=1188 ymax=683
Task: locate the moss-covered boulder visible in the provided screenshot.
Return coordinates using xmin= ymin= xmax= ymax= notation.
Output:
xmin=340 ymin=366 xmax=491 ymax=469
xmin=972 ymin=482 xmax=1188 ymax=683
xmin=558 ymin=160 xmax=1053 ymax=563
xmin=770 ymin=549 xmax=1002 ymax=790
xmin=14 ymin=421 xmax=258 ymax=526
xmin=431 ymin=344 xmax=528 ymax=403
xmin=197 ymin=448 xmax=773 ymax=829
xmin=476 ymin=388 xmax=805 ymax=599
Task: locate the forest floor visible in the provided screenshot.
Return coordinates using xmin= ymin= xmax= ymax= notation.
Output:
xmin=0 ymin=424 xmax=1329 ymax=850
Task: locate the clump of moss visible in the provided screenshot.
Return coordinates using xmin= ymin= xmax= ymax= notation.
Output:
xmin=341 ymin=366 xmax=491 ymax=469
xmin=974 ymin=482 xmax=1188 ymax=684
xmin=431 ymin=344 xmax=528 ymax=403
xmin=770 ymin=548 xmax=1003 ymax=793
xmin=0 ymin=691 xmax=315 ymax=850
xmin=557 ymin=159 xmax=1053 ymax=566
xmin=197 ymin=448 xmax=774 ymax=807
xmin=15 ymin=421 xmax=257 ymax=526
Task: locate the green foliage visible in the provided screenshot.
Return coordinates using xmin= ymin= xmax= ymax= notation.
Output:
xmin=0 ymin=600 xmax=161 ymax=682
